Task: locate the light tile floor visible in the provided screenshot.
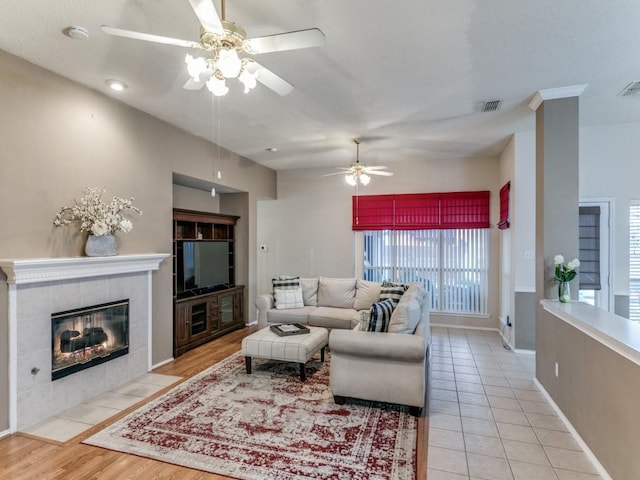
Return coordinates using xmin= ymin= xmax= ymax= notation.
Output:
xmin=428 ymin=327 xmax=605 ymax=480
xmin=21 ymin=372 xmax=182 ymax=443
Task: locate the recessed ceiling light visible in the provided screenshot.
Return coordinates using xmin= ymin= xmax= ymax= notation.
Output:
xmin=106 ymin=79 xmax=127 ymax=92
xmin=63 ymin=26 xmax=89 ymax=40
xmin=265 ymin=147 xmax=278 ymax=152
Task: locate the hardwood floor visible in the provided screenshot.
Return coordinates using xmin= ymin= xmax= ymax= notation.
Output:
xmin=0 ymin=325 xmax=428 ymax=479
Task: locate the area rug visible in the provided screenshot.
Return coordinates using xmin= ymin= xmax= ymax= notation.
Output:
xmin=84 ymin=352 xmax=417 ymax=479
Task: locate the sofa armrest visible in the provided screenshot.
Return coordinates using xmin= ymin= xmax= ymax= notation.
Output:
xmin=329 ymin=329 xmax=425 ymax=363
xmin=256 ymin=293 xmax=274 ymax=328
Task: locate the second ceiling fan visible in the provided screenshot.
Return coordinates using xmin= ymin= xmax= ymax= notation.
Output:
xmin=324 ymin=139 xmax=394 ymax=186
xmin=102 ymin=0 xmax=325 ymax=96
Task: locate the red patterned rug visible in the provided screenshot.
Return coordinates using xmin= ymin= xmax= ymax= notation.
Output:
xmin=84 ymin=352 xmax=417 ymax=479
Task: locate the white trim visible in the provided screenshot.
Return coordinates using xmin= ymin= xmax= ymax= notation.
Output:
xmin=430 ymin=323 xmax=499 ymax=333
xmin=0 ymin=429 xmax=10 ymax=439
xmin=151 ymin=357 xmax=175 ymax=370
xmin=514 ymin=287 xmax=536 ymax=293
xmin=541 ymin=299 xmax=640 ymax=368
xmin=514 ymin=348 xmax=535 ymax=355
xmin=0 ymin=254 xmax=169 ymax=285
xmin=146 ymin=271 xmax=153 ymax=371
xmin=7 ymin=284 xmax=17 ymax=433
xmin=528 ymin=84 xmax=588 ymax=110
xmin=534 ymin=378 xmax=612 ymax=480
xmin=246 ymin=320 xmax=258 ymax=326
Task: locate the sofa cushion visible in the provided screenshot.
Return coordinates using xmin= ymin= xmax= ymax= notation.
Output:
xmin=353 ymin=279 xmax=381 ymax=311
xmin=388 ymin=296 xmax=421 ymax=334
xmin=274 ymin=288 xmax=304 ymax=310
xmin=267 ymin=306 xmax=314 ymax=325
xmin=318 ymin=277 xmax=356 ymax=309
xmin=308 ymin=307 xmax=360 ymax=329
xmin=300 ymin=277 xmax=319 ymax=306
xmin=367 ymin=298 xmax=395 ymax=332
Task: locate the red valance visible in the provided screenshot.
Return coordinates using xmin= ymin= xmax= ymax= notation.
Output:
xmin=497 ymin=182 xmax=510 ymax=230
xmin=353 ymin=191 xmax=490 ymax=231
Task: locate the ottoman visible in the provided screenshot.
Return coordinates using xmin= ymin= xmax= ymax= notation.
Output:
xmin=241 ymin=326 xmax=329 ymax=381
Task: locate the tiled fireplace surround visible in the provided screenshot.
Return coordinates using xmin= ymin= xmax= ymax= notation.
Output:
xmin=0 ymin=254 xmax=168 ymax=432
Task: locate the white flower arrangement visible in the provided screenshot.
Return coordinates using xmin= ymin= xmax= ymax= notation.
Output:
xmin=554 ymin=254 xmax=580 ymax=282
xmin=53 ymin=187 xmax=142 ymax=236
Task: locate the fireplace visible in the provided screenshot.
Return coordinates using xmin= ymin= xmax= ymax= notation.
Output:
xmin=52 ymin=299 xmax=130 ymax=380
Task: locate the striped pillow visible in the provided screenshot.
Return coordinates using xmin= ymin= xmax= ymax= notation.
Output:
xmin=367 ymin=298 xmax=395 ymax=332
xmin=272 ymin=276 xmax=300 ymax=293
xmin=379 ymin=282 xmax=406 ymax=306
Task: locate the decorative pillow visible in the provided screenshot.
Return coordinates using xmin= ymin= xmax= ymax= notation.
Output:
xmin=379 ymin=283 xmax=406 ymax=306
xmin=382 ymin=280 xmax=410 ymax=291
xmin=354 ymin=279 xmax=382 ymax=311
xmin=358 ymin=311 xmax=371 ymax=331
xmin=367 ymin=298 xmax=395 ymax=332
xmin=272 ymin=276 xmax=300 ymax=293
xmin=274 ymin=288 xmax=304 ymax=310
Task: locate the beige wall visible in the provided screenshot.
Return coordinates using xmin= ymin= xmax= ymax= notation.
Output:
xmin=0 ymin=50 xmax=276 ymax=431
xmin=257 ymin=156 xmax=502 ymax=326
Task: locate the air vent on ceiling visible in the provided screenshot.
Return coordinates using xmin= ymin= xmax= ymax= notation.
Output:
xmin=619 ymin=81 xmax=640 ymax=97
xmin=482 ymin=100 xmax=502 ymax=112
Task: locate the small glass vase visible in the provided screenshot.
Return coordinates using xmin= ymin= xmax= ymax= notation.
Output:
xmin=558 ymin=281 xmax=570 ymax=303
xmin=85 ymin=234 xmax=118 ymax=257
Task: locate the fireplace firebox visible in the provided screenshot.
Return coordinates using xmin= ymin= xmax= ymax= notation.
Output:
xmin=52 ymin=299 xmax=129 ymax=380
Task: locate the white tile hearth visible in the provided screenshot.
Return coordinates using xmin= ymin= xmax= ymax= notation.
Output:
xmin=21 ymin=372 xmax=181 ymax=443
xmin=428 ymin=328 xmax=606 ymax=480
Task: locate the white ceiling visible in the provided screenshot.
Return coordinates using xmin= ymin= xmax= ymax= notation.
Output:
xmin=1 ymin=0 xmax=639 ymax=171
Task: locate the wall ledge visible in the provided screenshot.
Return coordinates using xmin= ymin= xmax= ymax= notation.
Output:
xmin=540 ymin=299 xmax=640 ymax=367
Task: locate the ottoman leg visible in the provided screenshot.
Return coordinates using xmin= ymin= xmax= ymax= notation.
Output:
xmin=320 ymin=346 xmax=325 ymax=362
xmin=245 ymin=356 xmax=252 ymax=374
xmin=299 ymin=363 xmax=306 ymax=381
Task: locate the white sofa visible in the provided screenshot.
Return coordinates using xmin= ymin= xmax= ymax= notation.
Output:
xmin=256 ymin=276 xmax=430 ymax=416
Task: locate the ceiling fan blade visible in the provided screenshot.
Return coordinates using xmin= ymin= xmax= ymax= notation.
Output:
xmin=322 ymin=171 xmax=350 ymax=177
xmin=101 ymin=25 xmax=201 ymax=49
xmin=362 ymin=166 xmax=388 ymax=170
xmin=245 ymin=28 xmax=325 ymax=54
xmin=183 ymin=77 xmax=207 ymax=90
xmin=188 ymin=0 xmax=224 ymax=36
xmin=368 ymin=171 xmax=394 ymax=176
xmin=246 ymin=61 xmax=294 ymax=96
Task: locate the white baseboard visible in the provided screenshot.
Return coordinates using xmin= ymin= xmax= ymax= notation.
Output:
xmin=514 ymin=348 xmax=535 ymax=355
xmin=151 ymin=357 xmax=174 ymax=370
xmin=246 ymin=320 xmax=258 ymax=326
xmin=533 ymin=378 xmax=612 ymax=480
xmin=430 ymin=323 xmax=499 ymax=333
xmin=0 ymin=428 xmax=10 ymax=439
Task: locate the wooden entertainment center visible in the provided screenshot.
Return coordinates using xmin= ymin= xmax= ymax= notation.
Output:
xmin=173 ymin=209 xmax=245 ymax=357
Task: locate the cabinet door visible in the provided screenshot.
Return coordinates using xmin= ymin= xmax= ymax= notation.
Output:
xmin=188 ymin=300 xmax=211 ymax=342
xmin=219 ymin=292 xmax=235 ymax=329
xmin=175 ymin=303 xmax=191 ymax=347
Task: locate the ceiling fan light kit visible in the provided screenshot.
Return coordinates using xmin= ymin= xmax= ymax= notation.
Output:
xmin=101 ymin=0 xmax=324 ymax=97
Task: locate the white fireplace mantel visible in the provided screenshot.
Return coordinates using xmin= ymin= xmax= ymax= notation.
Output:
xmin=0 ymin=253 xmax=169 ymax=285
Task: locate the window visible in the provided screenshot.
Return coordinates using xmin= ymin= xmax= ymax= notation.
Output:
xmin=630 ymin=203 xmax=640 ymax=321
xmin=362 ymin=229 xmax=489 ymax=314
xmin=355 ymin=191 xmax=490 ymax=315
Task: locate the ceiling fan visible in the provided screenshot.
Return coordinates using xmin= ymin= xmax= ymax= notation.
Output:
xmin=323 ymin=139 xmax=394 ymax=186
xmin=101 ymin=0 xmax=325 ymax=96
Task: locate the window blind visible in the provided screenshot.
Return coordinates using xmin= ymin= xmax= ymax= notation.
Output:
xmin=353 ymin=191 xmax=490 ymax=231
xmin=578 ymin=206 xmax=601 ymax=290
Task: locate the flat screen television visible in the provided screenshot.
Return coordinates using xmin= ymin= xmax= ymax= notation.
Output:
xmin=176 ymin=241 xmax=231 ymax=297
